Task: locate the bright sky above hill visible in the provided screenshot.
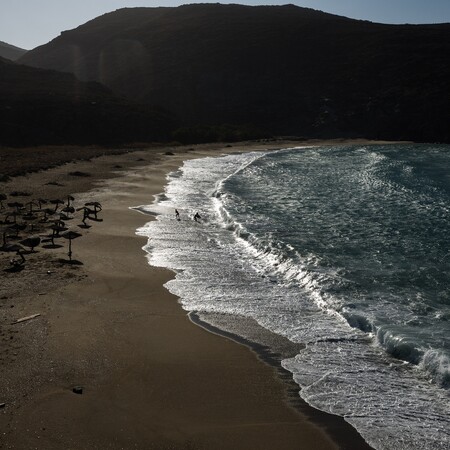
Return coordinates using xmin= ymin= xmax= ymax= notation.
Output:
xmin=1 ymin=0 xmax=450 ymax=50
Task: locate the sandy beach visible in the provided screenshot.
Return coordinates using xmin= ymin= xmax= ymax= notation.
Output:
xmin=0 ymin=140 xmax=375 ymax=449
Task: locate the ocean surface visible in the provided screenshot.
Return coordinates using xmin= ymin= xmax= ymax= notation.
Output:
xmin=137 ymin=144 xmax=450 ymax=450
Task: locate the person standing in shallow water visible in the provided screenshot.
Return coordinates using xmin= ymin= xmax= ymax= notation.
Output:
xmin=175 ymin=209 xmax=180 ymax=221
xmin=193 ymin=212 xmax=201 ymax=222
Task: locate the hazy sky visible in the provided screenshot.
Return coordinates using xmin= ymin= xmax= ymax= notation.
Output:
xmin=2 ymin=0 xmax=450 ymax=50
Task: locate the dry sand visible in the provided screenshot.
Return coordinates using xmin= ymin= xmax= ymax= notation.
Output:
xmin=0 ymin=140 xmax=375 ymax=449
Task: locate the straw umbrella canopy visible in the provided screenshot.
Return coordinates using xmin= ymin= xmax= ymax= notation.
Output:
xmin=0 ymin=229 xmax=11 ymax=250
xmin=49 ymin=223 xmax=68 ymax=246
xmin=85 ymin=202 xmax=102 ymax=219
xmin=3 ymin=211 xmax=18 ymax=224
xmin=85 ymin=201 xmax=101 ymax=209
xmin=41 ymin=207 xmax=56 ymax=222
xmin=66 ymin=195 xmax=75 ymax=207
xmin=61 ymin=206 xmax=75 ymax=220
xmin=76 ymin=206 xmax=93 ymax=227
xmin=23 ymin=202 xmax=39 ymax=221
xmin=22 ymin=212 xmax=38 ymax=221
xmin=3 ymin=243 xmax=26 ymax=268
xmin=37 ymin=198 xmax=48 ymax=209
xmin=8 ymin=222 xmax=26 ymax=237
xmin=25 ymin=200 xmax=39 ymax=213
xmin=50 ymin=223 xmax=67 ymax=236
xmin=19 ymin=236 xmax=41 ymax=253
xmin=50 ymin=199 xmax=64 ymax=212
xmin=7 ymin=201 xmax=24 ymax=212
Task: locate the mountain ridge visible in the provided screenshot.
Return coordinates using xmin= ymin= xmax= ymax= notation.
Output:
xmin=0 ymin=40 xmax=28 ymax=61
xmin=17 ymin=4 xmax=450 ymax=142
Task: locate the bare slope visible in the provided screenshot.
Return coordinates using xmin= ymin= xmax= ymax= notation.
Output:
xmin=0 ymin=41 xmax=27 ymax=61
xmin=19 ymin=4 xmax=450 ymax=142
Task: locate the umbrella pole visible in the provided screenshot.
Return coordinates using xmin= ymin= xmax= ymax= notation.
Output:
xmin=68 ymin=239 xmax=72 ymax=261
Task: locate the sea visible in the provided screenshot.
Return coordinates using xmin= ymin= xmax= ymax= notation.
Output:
xmin=137 ymin=144 xmax=450 ymax=450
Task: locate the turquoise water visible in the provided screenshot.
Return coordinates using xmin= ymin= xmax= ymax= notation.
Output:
xmin=139 ymin=144 xmax=450 ymax=450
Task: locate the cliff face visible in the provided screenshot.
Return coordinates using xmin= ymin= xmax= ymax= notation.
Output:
xmin=19 ymin=4 xmax=450 ymax=142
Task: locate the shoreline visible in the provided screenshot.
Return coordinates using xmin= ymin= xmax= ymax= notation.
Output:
xmin=189 ymin=312 xmax=373 ymax=450
xmin=0 ymin=140 xmax=377 ymax=449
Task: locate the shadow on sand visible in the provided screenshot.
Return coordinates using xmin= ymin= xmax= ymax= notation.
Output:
xmin=57 ymin=258 xmax=83 ymax=266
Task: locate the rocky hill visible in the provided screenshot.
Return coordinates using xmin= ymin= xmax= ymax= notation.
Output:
xmin=0 ymin=41 xmax=27 ymax=61
xmin=18 ymin=4 xmax=450 ymax=142
xmin=0 ymin=57 xmax=175 ymax=146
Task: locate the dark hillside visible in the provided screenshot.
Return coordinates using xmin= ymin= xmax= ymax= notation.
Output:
xmin=0 ymin=58 xmax=176 ymax=146
xmin=19 ymin=4 xmax=450 ymax=142
xmin=0 ymin=41 xmax=27 ymax=61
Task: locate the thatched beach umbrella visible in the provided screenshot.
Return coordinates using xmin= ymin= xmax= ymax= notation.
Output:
xmin=0 ymin=194 xmax=6 ymax=209
xmin=66 ymin=195 xmax=75 ymax=207
xmin=7 ymin=201 xmax=24 ymax=212
xmin=3 ymin=243 xmax=26 ymax=270
xmin=40 ymin=207 xmax=55 ymax=222
xmin=19 ymin=236 xmax=41 ymax=253
xmin=61 ymin=206 xmax=75 ymax=220
xmin=23 ymin=201 xmax=39 ymax=221
xmin=0 ymin=230 xmax=9 ymax=250
xmin=3 ymin=211 xmax=18 ymax=225
xmin=49 ymin=223 xmax=68 ymax=246
xmin=50 ymin=199 xmax=64 ymax=212
xmin=22 ymin=212 xmax=38 ymax=222
xmin=62 ymin=230 xmax=82 ymax=261
xmin=50 ymin=223 xmax=67 ymax=236
xmin=25 ymin=200 xmax=39 ymax=213
xmin=85 ymin=202 xmax=102 ymax=220
xmin=76 ymin=206 xmax=93 ymax=227
xmin=8 ymin=222 xmax=26 ymax=237
xmin=37 ymin=198 xmax=48 ymax=209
